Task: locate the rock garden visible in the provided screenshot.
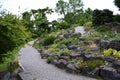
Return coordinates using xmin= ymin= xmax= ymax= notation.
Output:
xmin=34 ymin=27 xmax=120 ymax=80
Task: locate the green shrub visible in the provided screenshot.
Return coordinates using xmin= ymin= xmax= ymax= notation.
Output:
xmin=71 ymin=59 xmax=77 ymax=64
xmin=58 ymin=48 xmax=71 ymax=56
xmin=43 ymin=35 xmax=56 ymax=46
xmin=84 ymin=21 xmax=92 ymax=27
xmin=47 ymin=56 xmax=54 ymax=63
xmin=103 ymin=48 xmax=115 ymax=56
xmin=79 ymin=59 xmax=105 ymax=71
xmin=103 ymin=48 xmax=120 ymax=59
xmin=113 ymin=51 xmax=120 ymax=59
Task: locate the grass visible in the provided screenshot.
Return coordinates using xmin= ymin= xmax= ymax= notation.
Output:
xmin=79 ymin=59 xmax=105 ymax=71
xmin=0 ymin=45 xmax=23 ymax=72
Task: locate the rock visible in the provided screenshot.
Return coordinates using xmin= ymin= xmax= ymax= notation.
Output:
xmin=55 ymin=59 xmax=68 ymax=69
xmin=64 ymin=34 xmax=71 ymax=38
xmin=69 ymin=53 xmax=80 ymax=59
xmin=38 ymin=49 xmax=43 ymax=53
xmin=40 ymin=53 xmax=49 ymax=59
xmin=57 ymin=56 xmax=69 ymax=61
xmin=71 ymin=33 xmax=81 ymax=38
xmin=89 ymin=68 xmax=100 ymax=78
xmin=60 ymin=44 xmax=67 ymax=49
xmin=95 ymin=39 xmax=109 ymax=49
xmin=67 ymin=45 xmax=77 ymax=50
xmin=81 ymin=66 xmax=90 ymax=75
xmin=1 ymin=72 xmax=10 ymax=80
xmin=100 ymin=67 xmax=120 ymax=80
xmin=103 ymin=56 xmax=116 ymax=63
xmin=76 ymin=46 xmax=84 ymax=52
xmin=112 ymin=61 xmax=120 ymax=69
xmin=66 ymin=64 xmax=78 ymax=73
xmin=107 ymin=40 xmax=120 ymax=51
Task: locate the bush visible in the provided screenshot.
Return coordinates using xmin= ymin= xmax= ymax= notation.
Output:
xmin=92 ymin=9 xmax=113 ymax=26
xmin=47 ymin=56 xmax=54 ymax=63
xmin=103 ymin=48 xmax=114 ymax=56
xmin=43 ymin=35 xmax=56 ymax=46
xmin=84 ymin=21 xmax=92 ymax=27
xmin=79 ymin=59 xmax=105 ymax=71
xmin=58 ymin=48 xmax=71 ymax=56
xmin=103 ymin=48 xmax=120 ymax=59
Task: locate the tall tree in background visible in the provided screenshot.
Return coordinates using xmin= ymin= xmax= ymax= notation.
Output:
xmin=114 ymin=0 xmax=120 ymax=10
xmin=55 ymin=0 xmax=68 ymax=17
xmin=22 ymin=7 xmax=53 ymax=37
xmin=68 ymin=0 xmax=83 ymax=14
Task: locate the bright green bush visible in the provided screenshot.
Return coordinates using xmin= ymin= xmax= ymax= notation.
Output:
xmin=103 ymin=48 xmax=120 ymax=59
xmin=103 ymin=48 xmax=114 ymax=56
xmin=113 ymin=51 xmax=120 ymax=59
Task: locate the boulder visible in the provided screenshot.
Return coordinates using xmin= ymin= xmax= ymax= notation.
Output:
xmin=81 ymin=66 xmax=90 ymax=75
xmin=55 ymin=59 xmax=68 ymax=69
xmin=67 ymin=45 xmax=77 ymax=50
xmin=69 ymin=53 xmax=80 ymax=59
xmin=107 ymin=40 xmax=120 ymax=51
xmin=89 ymin=68 xmax=100 ymax=78
xmin=66 ymin=63 xmax=78 ymax=73
xmin=100 ymin=67 xmax=120 ymax=80
xmin=0 ymin=72 xmax=10 ymax=80
xmin=103 ymin=56 xmax=116 ymax=63
xmin=64 ymin=34 xmax=71 ymax=38
xmin=95 ymin=39 xmax=109 ymax=49
xmin=40 ymin=53 xmax=49 ymax=59
xmin=112 ymin=61 xmax=120 ymax=69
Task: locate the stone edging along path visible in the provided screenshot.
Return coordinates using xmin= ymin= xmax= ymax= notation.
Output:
xmin=18 ymin=41 xmax=96 ymax=80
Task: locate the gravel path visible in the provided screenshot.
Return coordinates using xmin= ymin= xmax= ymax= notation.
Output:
xmin=19 ymin=42 xmax=96 ymax=80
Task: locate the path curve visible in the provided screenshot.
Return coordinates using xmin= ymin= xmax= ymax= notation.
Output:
xmin=19 ymin=41 xmax=96 ymax=80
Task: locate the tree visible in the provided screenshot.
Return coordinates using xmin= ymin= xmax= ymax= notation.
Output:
xmin=114 ymin=0 xmax=120 ymax=10
xmin=21 ymin=7 xmax=53 ymax=37
xmin=92 ymin=9 xmax=113 ymax=26
xmin=68 ymin=0 xmax=84 ymax=14
xmin=55 ymin=0 xmax=68 ymax=16
xmin=0 ymin=13 xmax=31 ymax=56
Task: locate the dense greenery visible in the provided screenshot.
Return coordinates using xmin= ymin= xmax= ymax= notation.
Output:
xmin=1 ymin=0 xmax=120 ymax=75
xmin=55 ymin=0 xmax=92 ymax=26
xmin=0 ymin=12 xmax=31 ymax=60
xmin=92 ymin=9 xmax=113 ymax=26
xmin=22 ymin=7 xmax=53 ymax=37
xmin=114 ymin=0 xmax=120 ymax=9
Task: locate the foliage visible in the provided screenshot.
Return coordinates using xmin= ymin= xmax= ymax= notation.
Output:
xmin=43 ymin=35 xmax=56 ymax=46
xmin=114 ymin=0 xmax=120 ymax=9
xmin=22 ymin=7 xmax=54 ymax=37
xmin=47 ymin=56 xmax=54 ymax=63
xmin=0 ymin=45 xmax=23 ymax=72
xmin=58 ymin=48 xmax=71 ymax=56
xmin=103 ymin=48 xmax=120 ymax=59
xmin=55 ymin=0 xmax=68 ymax=16
xmin=92 ymin=9 xmax=113 ymax=26
xmin=57 ymin=21 xmax=70 ymax=29
xmin=0 ymin=13 xmax=31 ymax=55
xmin=71 ymin=59 xmax=77 ymax=64
xmin=113 ymin=14 xmax=120 ymax=22
xmin=84 ymin=21 xmax=92 ymax=27
xmin=79 ymin=59 xmax=105 ymax=71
